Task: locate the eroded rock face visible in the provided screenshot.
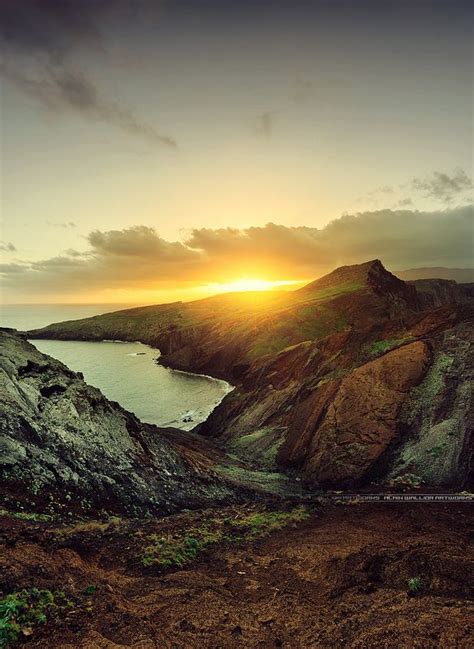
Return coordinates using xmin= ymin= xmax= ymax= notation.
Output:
xmin=0 ymin=330 xmax=238 ymax=516
xmin=387 ymin=320 xmax=473 ymax=487
xmin=300 ymin=341 xmax=430 ymax=485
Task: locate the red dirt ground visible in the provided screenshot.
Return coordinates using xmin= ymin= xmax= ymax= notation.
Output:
xmin=1 ymin=502 xmax=473 ymax=648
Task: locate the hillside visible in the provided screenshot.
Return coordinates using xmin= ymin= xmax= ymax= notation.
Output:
xmin=0 ymin=329 xmax=251 ymax=518
xmin=29 ymin=260 xmax=473 ymax=490
xmin=29 ymin=260 xmax=425 ymax=378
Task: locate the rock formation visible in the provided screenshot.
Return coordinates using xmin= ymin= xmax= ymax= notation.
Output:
xmin=0 ymin=329 xmax=241 ymax=517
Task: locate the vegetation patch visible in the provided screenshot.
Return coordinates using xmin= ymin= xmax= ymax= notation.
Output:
xmin=141 ymin=506 xmax=311 ymax=569
xmin=293 ymin=280 xmax=365 ymax=304
xmin=228 ymin=427 xmax=286 ymax=469
xmin=407 ymin=576 xmax=424 ymax=594
xmin=216 ymin=465 xmax=307 ymax=497
xmin=365 ymin=337 xmax=413 ymax=358
xmin=0 ymin=586 xmax=98 ymax=648
xmin=388 ymin=474 xmax=423 ymax=489
xmin=247 ymin=303 xmax=348 ymax=360
xmin=429 ymin=442 xmax=448 ymax=458
xmin=0 ymin=509 xmax=53 ymax=523
xmin=0 ymin=589 xmax=58 ymax=648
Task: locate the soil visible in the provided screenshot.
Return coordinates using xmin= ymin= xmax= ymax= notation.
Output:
xmin=1 ymin=502 xmax=473 ymax=648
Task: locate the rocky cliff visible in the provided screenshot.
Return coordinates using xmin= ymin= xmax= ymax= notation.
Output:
xmin=28 ymin=260 xmax=474 ymax=490
xmin=0 ymin=329 xmax=243 ymax=517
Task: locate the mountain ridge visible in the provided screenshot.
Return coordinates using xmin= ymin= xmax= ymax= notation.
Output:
xmin=397 ymin=266 xmax=474 ymax=283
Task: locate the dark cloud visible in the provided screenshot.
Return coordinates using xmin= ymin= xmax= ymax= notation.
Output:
xmin=0 ymin=0 xmax=102 ymax=61
xmin=397 ymin=198 xmax=413 ymax=207
xmin=412 ymin=168 xmax=472 ymax=203
xmin=0 ymin=1 xmax=177 ymax=148
xmin=186 ymin=205 xmax=473 ymax=273
xmin=3 ymin=206 xmax=472 ymax=299
xmin=0 ymin=241 xmax=16 ymax=252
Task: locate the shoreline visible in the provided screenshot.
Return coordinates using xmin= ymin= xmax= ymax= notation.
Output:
xmin=27 ymin=336 xmax=234 ymax=431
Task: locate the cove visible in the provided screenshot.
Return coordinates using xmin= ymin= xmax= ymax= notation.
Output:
xmin=30 ymin=339 xmax=233 ymax=430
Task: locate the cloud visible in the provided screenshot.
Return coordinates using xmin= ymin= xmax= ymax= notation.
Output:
xmin=360 ymin=169 xmax=472 ymax=209
xmin=3 ymin=205 xmax=472 ymax=300
xmin=46 ymin=220 xmax=76 ymax=229
xmin=254 ymin=112 xmax=276 ymax=138
xmin=374 ymin=186 xmax=394 ymax=194
xmin=0 ymin=263 xmax=24 ymax=273
xmin=87 ymin=226 xmax=198 ymax=261
xmin=0 ymin=1 xmax=177 ymax=148
xmin=357 ymin=184 xmax=395 ymax=205
xmin=412 ymin=168 xmax=472 ymax=203
xmin=0 ymin=241 xmax=16 ymax=252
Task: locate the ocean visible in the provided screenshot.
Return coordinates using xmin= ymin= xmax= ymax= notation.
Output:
xmin=0 ymin=304 xmax=233 ymax=430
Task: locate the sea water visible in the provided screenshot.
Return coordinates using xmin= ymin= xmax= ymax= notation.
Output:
xmin=0 ymin=304 xmax=232 ymax=430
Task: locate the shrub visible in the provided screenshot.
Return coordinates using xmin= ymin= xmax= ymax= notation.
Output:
xmin=407 ymin=576 xmax=423 ymax=594
xmin=0 ymin=589 xmax=55 ymax=648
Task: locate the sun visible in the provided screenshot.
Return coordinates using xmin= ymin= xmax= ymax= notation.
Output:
xmin=205 ymin=278 xmax=304 ymax=293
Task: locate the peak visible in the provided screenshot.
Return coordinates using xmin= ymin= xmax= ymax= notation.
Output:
xmin=360 ymin=259 xmax=384 ymax=270
xmin=296 ymin=259 xmax=419 ymax=309
xmin=331 ymin=259 xmax=386 ymax=275
xmin=298 ymin=259 xmax=393 ymax=293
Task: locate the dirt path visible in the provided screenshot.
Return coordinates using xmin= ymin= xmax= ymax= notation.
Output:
xmin=1 ymin=503 xmax=473 ymax=648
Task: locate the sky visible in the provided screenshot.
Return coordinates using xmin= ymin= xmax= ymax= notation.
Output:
xmin=0 ymin=0 xmax=472 ymax=304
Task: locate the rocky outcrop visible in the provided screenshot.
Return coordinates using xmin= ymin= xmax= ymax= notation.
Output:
xmin=298 ymin=341 xmax=430 ymax=485
xmin=0 ymin=330 xmax=241 ymax=517
xmin=387 ymin=317 xmax=473 ymax=487
xmin=410 ymin=279 xmax=473 ymax=309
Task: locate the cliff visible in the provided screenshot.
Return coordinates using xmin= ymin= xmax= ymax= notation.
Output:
xmin=0 ymin=329 xmax=244 ymax=517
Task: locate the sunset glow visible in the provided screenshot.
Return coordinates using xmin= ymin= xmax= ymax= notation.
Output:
xmin=0 ymin=0 xmax=471 ymax=306
xmin=203 ymin=278 xmax=305 ymax=294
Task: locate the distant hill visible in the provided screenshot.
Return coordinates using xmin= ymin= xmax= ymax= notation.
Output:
xmin=395 ymin=267 xmax=474 ymax=283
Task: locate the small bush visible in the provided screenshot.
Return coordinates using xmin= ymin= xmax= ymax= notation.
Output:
xmin=429 ymin=443 xmax=447 ymax=458
xmin=407 ymin=576 xmax=423 ymax=594
xmin=0 ymin=509 xmax=52 ymax=523
xmin=83 ymin=585 xmax=96 ymax=596
xmin=0 ymin=589 xmax=55 ymax=648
